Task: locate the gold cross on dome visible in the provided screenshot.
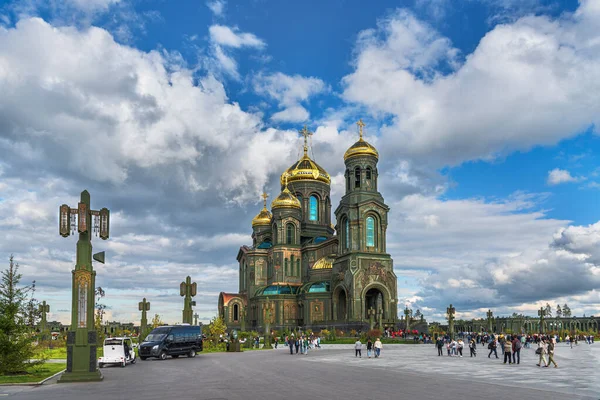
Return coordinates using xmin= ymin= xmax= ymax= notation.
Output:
xmin=261 ymin=192 xmax=268 ymax=208
xmin=356 ymin=119 xmax=365 ymax=140
xmin=299 ymin=125 xmax=313 ymax=156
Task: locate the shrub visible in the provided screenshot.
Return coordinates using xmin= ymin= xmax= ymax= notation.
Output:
xmin=367 ymin=329 xmax=382 ymax=339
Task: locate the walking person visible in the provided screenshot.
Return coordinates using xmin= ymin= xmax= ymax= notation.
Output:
xmin=354 ymin=338 xmax=362 ymax=358
xmin=536 ymin=339 xmax=548 ymax=367
xmin=288 ymin=336 xmax=295 ymax=355
xmin=436 ymin=337 xmax=444 ymax=356
xmin=547 ymin=340 xmax=558 ymax=368
xmin=304 ymin=336 xmax=310 ymax=355
xmin=374 ymin=338 xmax=383 ymax=358
xmin=488 ymin=339 xmax=498 ymax=359
xmin=367 ymin=338 xmax=373 ymax=358
xmin=469 ymin=339 xmax=477 ymax=357
xmin=512 ymin=335 xmax=521 ymax=364
xmin=294 ymin=337 xmax=300 ymax=354
xmin=457 ymin=338 xmax=464 ymax=357
xmin=503 ymin=339 xmax=512 ymax=364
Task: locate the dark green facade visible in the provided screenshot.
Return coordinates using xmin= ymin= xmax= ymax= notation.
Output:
xmin=219 ymin=125 xmax=398 ymax=332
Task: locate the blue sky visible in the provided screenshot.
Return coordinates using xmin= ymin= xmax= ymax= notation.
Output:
xmin=1 ymin=0 xmax=600 ymax=324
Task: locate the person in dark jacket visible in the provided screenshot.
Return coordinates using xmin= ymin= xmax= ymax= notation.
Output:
xmin=488 ymin=339 xmax=498 ymax=358
xmin=469 ymin=339 xmax=477 ymax=357
xmin=436 ymin=338 xmax=444 ymax=356
xmin=367 ymin=339 xmax=373 ymax=358
xmin=288 ymin=336 xmax=295 ymax=355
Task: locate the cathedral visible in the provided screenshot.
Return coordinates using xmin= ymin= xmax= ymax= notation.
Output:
xmin=218 ymin=121 xmax=398 ymax=332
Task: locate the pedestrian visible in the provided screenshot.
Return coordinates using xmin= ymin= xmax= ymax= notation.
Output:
xmin=446 ymin=339 xmax=451 ymax=356
xmin=367 ymin=338 xmax=373 ymax=358
xmin=436 ymin=337 xmax=444 ymax=356
xmin=354 ymin=338 xmax=362 ymax=358
xmin=512 ymin=335 xmax=521 ymax=364
xmin=288 ymin=336 xmax=294 ymax=355
xmin=503 ymin=339 xmax=512 ymax=364
xmin=536 ymin=339 xmax=548 ymax=367
xmin=374 ymin=338 xmax=383 ymax=358
xmin=274 ymin=337 xmax=278 ymax=349
xmin=547 ymin=340 xmax=558 ymax=368
xmin=469 ymin=339 xmax=477 ymax=357
xmin=294 ymin=337 xmax=300 ymax=354
xmin=457 ymin=338 xmax=464 ymax=357
xmin=488 ymin=339 xmax=498 ymax=359
xmin=451 ymin=339 xmax=458 ymax=356
xmin=304 ymin=336 xmax=310 ymax=355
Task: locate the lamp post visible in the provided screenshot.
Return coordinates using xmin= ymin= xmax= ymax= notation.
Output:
xmin=447 ymin=304 xmax=456 ymax=339
xmin=404 ymin=306 xmax=412 ymax=334
xmin=180 ymin=276 xmax=197 ymax=324
xmin=58 ymin=190 xmax=109 ymax=383
xmin=486 ymin=309 xmax=494 ymax=333
xmin=39 ymin=301 xmax=50 ymax=340
xmin=538 ymin=307 xmax=545 ymax=334
xmin=139 ymin=298 xmax=150 ymax=335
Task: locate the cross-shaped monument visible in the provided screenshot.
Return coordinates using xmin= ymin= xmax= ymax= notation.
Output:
xmin=486 ymin=309 xmax=494 ymax=333
xmin=447 ymin=304 xmax=456 ymax=339
xmin=39 ymin=301 xmax=50 ymax=339
xmin=180 ymin=276 xmax=197 ymax=324
xmin=138 ymin=298 xmax=150 ymax=334
xmin=57 ymin=190 xmax=109 ymax=383
xmin=538 ymin=307 xmax=545 ymax=334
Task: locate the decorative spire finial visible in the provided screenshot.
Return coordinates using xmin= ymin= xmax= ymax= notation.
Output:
xmin=356 ymin=119 xmax=365 ymax=140
xmin=299 ymin=125 xmax=313 ymax=156
xmin=261 ymin=192 xmax=268 ymax=208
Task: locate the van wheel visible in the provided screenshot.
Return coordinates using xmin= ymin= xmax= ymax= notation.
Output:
xmin=159 ymin=351 xmax=167 ymax=360
xmin=188 ymin=349 xmax=196 ymax=358
xmin=140 ymin=356 xmax=147 ymax=361
xmin=171 ymin=355 xmax=179 ymax=358
xmin=98 ymin=363 xmax=104 ymax=368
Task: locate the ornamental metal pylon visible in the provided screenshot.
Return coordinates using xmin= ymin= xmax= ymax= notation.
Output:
xmin=180 ymin=276 xmax=197 ymax=324
xmin=58 ymin=190 xmax=109 ymax=383
xmin=139 ymin=298 xmax=150 ymax=335
xmin=39 ymin=301 xmax=50 ymax=340
xmin=447 ymin=304 xmax=456 ymax=339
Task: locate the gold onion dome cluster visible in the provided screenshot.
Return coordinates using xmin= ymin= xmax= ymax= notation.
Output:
xmin=344 ymin=119 xmax=379 ymax=161
xmin=271 ymin=186 xmax=301 ymax=210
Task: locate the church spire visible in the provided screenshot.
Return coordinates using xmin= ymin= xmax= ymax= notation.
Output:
xmin=299 ymin=125 xmax=313 ymax=158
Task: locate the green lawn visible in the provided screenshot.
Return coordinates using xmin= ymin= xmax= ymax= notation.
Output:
xmin=0 ymin=363 xmax=66 ymax=384
xmin=38 ymin=346 xmax=109 ymax=359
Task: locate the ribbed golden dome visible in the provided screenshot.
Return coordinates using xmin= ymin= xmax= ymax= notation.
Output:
xmin=280 ymin=153 xmax=331 ymax=186
xmin=271 ymin=186 xmax=301 ymax=210
xmin=280 ymin=125 xmax=330 ymax=186
xmin=311 ymin=255 xmax=334 ymax=270
xmin=344 ymin=138 xmax=379 ymax=161
xmin=344 ymin=118 xmax=379 ymax=161
xmin=252 ymin=193 xmax=273 ymax=226
xmin=251 ymin=207 xmax=272 ymax=227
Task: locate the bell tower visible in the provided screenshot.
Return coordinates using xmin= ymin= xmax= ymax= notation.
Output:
xmin=332 ymin=119 xmax=397 ymax=329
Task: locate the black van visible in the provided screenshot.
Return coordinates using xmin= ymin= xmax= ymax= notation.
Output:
xmin=138 ymin=325 xmax=203 ymax=360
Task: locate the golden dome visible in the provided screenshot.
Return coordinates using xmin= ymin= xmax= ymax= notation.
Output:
xmin=252 ymin=193 xmax=272 ymax=226
xmin=271 ymin=186 xmax=301 ymax=210
xmin=344 ymin=119 xmax=379 ymax=161
xmin=312 ymin=255 xmax=334 ymax=270
xmin=280 ymin=126 xmax=330 ymax=186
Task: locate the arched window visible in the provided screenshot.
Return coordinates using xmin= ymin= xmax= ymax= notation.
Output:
xmin=346 ymin=170 xmax=351 ymax=192
xmin=309 ymin=196 xmax=318 ymax=221
xmin=355 ymin=167 xmax=361 ymax=189
xmin=345 ymin=219 xmax=350 ymax=250
xmin=366 ymin=167 xmax=372 ymax=181
xmin=366 ymin=216 xmax=375 ymax=247
xmin=286 ymin=223 xmax=295 ymax=244
xmin=233 ymin=304 xmax=239 ymax=321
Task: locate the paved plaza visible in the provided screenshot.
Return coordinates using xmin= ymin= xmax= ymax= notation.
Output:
xmin=1 ymin=343 xmax=598 ymax=400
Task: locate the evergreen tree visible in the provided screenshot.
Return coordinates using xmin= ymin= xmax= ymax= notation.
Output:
xmin=0 ymin=255 xmax=43 ymax=374
xmin=562 ymin=304 xmax=572 ymax=317
xmin=556 ymin=304 xmax=562 ymax=318
xmin=545 ymin=303 xmax=552 ymax=318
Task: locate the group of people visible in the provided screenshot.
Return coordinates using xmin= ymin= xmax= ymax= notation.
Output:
xmin=353 ymin=338 xmax=383 ymax=358
xmin=435 ymin=333 xmax=560 ymax=367
xmin=284 ymin=335 xmax=320 ymax=355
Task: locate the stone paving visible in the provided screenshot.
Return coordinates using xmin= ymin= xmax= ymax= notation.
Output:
xmin=0 ymin=343 xmax=597 ymax=400
xmin=308 ymin=342 xmax=600 ymax=398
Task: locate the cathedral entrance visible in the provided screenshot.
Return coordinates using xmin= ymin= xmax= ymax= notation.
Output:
xmin=337 ymin=289 xmax=347 ymax=321
xmin=365 ymin=288 xmax=384 ymax=324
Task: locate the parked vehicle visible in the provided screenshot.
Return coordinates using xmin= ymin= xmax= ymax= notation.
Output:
xmin=138 ymin=325 xmax=203 ymax=360
xmin=98 ymin=337 xmax=136 ymax=368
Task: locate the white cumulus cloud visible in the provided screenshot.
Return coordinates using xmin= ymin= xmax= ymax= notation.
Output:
xmin=547 ymin=168 xmax=582 ymax=185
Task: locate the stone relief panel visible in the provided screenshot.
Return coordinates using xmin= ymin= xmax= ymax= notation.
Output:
xmin=310 ymin=300 xmax=324 ymax=322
